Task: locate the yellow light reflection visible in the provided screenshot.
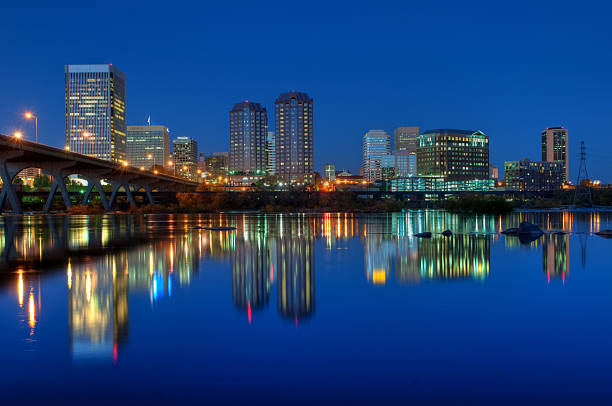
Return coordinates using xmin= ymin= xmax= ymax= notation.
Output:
xmin=17 ymin=272 xmax=24 ymax=307
xmin=85 ymin=271 xmax=91 ymax=302
xmin=28 ymin=291 xmax=36 ymax=332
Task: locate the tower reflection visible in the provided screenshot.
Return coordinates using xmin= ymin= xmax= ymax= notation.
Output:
xmin=542 ymin=234 xmax=570 ymax=282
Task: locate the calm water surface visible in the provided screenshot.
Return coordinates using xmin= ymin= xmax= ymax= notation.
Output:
xmin=1 ymin=211 xmax=611 ymax=404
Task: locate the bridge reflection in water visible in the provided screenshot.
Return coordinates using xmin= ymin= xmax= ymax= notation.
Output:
xmin=1 ymin=211 xmax=593 ymax=362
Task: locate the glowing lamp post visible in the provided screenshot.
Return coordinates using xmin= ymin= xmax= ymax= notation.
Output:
xmin=24 ymin=112 xmax=38 ymax=143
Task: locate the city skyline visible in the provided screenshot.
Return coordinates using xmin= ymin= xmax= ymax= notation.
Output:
xmin=2 ymin=4 xmax=611 ymax=182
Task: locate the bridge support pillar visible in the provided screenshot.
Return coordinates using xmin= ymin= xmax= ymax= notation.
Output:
xmin=43 ymin=170 xmax=73 ymax=212
xmin=145 ymin=185 xmax=154 ymax=205
xmin=109 ymin=182 xmax=136 ymax=209
xmin=0 ymin=152 xmax=24 ymax=214
xmin=82 ymin=178 xmax=110 ymax=211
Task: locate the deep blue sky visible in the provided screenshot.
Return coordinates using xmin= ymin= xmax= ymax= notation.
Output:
xmin=1 ymin=1 xmax=611 ymax=181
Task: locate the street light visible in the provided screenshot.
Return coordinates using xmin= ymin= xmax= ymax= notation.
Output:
xmin=13 ymin=131 xmax=23 ymax=139
xmin=24 ymin=112 xmax=38 ymax=143
xmin=147 ymin=153 xmax=156 ymax=170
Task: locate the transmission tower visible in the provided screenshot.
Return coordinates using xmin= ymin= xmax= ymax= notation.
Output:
xmin=573 ymin=141 xmax=593 ymax=207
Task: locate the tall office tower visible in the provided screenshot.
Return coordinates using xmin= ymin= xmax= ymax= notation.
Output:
xmin=541 ymin=126 xmax=569 ymax=182
xmin=266 ymin=131 xmax=276 ymax=175
xmin=393 ymin=126 xmax=419 ymax=153
xmin=126 ymin=125 xmax=170 ymax=169
xmin=324 ymin=164 xmax=336 ymax=181
xmin=362 ymin=130 xmax=391 ymax=181
xmin=65 ymin=64 xmax=127 ymax=163
xmin=172 ymin=137 xmax=198 ymax=180
xmin=417 ymin=129 xmax=489 ymax=181
xmin=274 ymin=91 xmax=314 ymax=184
xmin=229 ymin=101 xmax=268 ymax=174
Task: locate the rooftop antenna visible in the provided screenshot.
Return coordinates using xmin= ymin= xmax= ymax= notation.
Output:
xmin=573 ymin=141 xmax=593 ymax=207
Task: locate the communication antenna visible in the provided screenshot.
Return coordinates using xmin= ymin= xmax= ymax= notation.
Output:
xmin=572 ymin=141 xmax=593 ymax=207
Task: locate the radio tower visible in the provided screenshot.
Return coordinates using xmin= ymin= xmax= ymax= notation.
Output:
xmin=573 ymin=141 xmax=593 ymax=207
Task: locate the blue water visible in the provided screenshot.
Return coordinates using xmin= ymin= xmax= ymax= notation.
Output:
xmin=1 ymin=211 xmax=611 ymax=404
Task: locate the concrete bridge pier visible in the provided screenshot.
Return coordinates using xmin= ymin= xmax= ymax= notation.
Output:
xmin=43 ymin=168 xmax=74 ymax=212
xmin=0 ymin=151 xmax=25 ymax=213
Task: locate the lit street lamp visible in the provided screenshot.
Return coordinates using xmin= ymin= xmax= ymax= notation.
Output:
xmin=13 ymin=131 xmax=23 ymax=139
xmin=24 ymin=112 xmax=38 ymax=143
xmin=147 ymin=154 xmax=156 ymax=171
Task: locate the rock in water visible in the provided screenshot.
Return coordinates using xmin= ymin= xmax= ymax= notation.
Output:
xmin=518 ymin=221 xmax=544 ymax=236
xmin=441 ymin=229 xmax=453 ymax=237
xmin=595 ymin=230 xmax=612 ymax=239
xmin=414 ymin=232 xmax=432 ymax=238
xmin=501 ymin=227 xmax=519 ymax=235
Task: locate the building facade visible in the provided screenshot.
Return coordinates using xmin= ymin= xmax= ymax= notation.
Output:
xmin=324 ymin=164 xmax=336 ymax=181
xmin=390 ymin=177 xmax=495 ymax=192
xmin=205 ymin=152 xmax=229 ymax=179
xmin=541 ymin=126 xmax=568 ymax=182
xmin=172 ymin=137 xmax=198 ymax=180
xmin=126 ymin=125 xmax=170 ymax=170
xmin=504 ymin=158 xmax=564 ymax=191
xmin=65 ymin=64 xmax=127 ymax=163
xmin=393 ymin=126 xmax=419 ymax=153
xmin=274 ymin=91 xmax=314 ymax=184
xmin=362 ymin=130 xmax=391 ymax=182
xmin=229 ymin=101 xmax=268 ymax=175
xmin=266 ymin=131 xmax=276 ymax=175
xmin=417 ymin=129 xmax=489 ymax=181
xmin=381 ymin=154 xmax=396 ymax=181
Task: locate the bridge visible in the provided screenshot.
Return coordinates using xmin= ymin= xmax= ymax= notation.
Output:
xmin=0 ymin=133 xmax=197 ymax=213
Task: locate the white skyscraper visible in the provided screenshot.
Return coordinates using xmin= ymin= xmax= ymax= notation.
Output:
xmin=362 ymin=130 xmax=391 ymax=181
xmin=65 ymin=64 xmax=127 ymax=163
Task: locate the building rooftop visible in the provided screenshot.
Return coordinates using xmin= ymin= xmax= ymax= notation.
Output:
xmin=275 ymin=91 xmax=313 ymax=103
xmin=231 ymin=101 xmax=266 ymax=112
xmin=422 ymin=129 xmax=482 ymax=135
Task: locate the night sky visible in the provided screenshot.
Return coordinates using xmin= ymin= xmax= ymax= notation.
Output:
xmin=1 ymin=1 xmax=611 ymax=181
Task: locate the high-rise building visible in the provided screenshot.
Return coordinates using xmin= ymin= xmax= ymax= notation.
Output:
xmin=393 ymin=126 xmax=419 ymax=153
xmin=417 ymin=129 xmax=489 ymax=181
xmin=266 ymin=131 xmax=276 ymax=175
xmin=504 ymin=158 xmax=564 ymax=191
xmin=229 ymin=101 xmax=268 ymax=175
xmin=541 ymin=127 xmax=569 ymax=182
xmin=126 ymin=125 xmax=170 ymax=170
xmin=362 ymin=130 xmax=391 ymax=181
xmin=274 ymin=91 xmax=314 ymax=184
xmin=65 ymin=64 xmax=127 ymax=163
xmin=172 ymin=137 xmax=198 ymax=180
xmin=324 ymin=164 xmax=336 ymax=181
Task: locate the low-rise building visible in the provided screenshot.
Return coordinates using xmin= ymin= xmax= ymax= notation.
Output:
xmin=504 ymin=158 xmax=564 ymax=191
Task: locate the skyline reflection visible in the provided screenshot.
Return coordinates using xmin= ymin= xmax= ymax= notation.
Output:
xmin=1 ymin=211 xmax=607 ymax=362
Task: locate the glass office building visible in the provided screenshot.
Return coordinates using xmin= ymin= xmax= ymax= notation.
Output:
xmin=393 ymin=126 xmax=419 ymax=153
xmin=417 ymin=129 xmax=489 ymax=181
xmin=172 ymin=137 xmax=198 ymax=180
xmin=126 ymin=125 xmax=170 ymax=169
xmin=274 ymin=91 xmax=314 ymax=184
xmin=362 ymin=130 xmax=391 ymax=181
xmin=65 ymin=64 xmax=127 ymax=163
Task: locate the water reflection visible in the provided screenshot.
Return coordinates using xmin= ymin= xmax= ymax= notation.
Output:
xmin=1 ymin=211 xmax=609 ymax=363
